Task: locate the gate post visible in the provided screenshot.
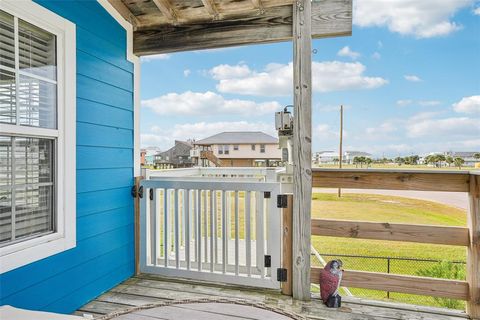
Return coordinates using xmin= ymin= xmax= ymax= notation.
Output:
xmin=282 ymin=195 xmax=294 ymax=295
xmin=467 ymin=173 xmax=480 ymax=319
xmin=292 ymin=0 xmax=312 ymax=301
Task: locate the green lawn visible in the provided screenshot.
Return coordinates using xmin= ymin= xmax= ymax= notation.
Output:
xmin=314 ymin=163 xmax=475 ymax=170
xmin=310 ymin=192 xmax=467 ymax=309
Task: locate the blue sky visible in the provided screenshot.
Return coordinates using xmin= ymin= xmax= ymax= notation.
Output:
xmin=140 ymin=0 xmax=480 ymax=157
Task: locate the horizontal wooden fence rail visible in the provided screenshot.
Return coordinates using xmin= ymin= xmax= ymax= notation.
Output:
xmin=312 ymin=219 xmax=470 ymax=246
xmin=309 ymin=170 xmax=480 ymax=317
xmin=312 ymin=169 xmax=470 ymax=192
xmin=310 ymin=267 xmax=469 ymax=300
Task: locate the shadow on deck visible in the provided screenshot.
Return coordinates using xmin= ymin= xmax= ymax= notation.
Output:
xmin=75 ymin=274 xmax=468 ymax=320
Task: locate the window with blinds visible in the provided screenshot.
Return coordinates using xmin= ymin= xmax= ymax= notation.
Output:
xmin=0 ymin=9 xmax=57 ymax=247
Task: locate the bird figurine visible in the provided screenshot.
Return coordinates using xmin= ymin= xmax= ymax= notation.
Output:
xmin=319 ymin=260 xmax=343 ymax=308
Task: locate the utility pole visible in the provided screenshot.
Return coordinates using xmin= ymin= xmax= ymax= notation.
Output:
xmin=338 ymin=105 xmax=343 ymax=197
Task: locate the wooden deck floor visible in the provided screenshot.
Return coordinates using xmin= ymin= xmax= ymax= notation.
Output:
xmin=76 ymin=274 xmax=469 ymax=320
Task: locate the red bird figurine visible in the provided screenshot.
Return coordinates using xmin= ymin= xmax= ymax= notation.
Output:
xmin=319 ymin=260 xmax=343 ymax=307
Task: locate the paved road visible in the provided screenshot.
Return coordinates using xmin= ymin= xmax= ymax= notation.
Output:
xmin=314 ymin=188 xmax=469 ymax=210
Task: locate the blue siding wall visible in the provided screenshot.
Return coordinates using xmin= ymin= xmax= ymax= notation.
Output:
xmin=0 ymin=0 xmax=135 ymax=313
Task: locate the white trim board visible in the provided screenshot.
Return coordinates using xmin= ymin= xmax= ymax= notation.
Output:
xmin=97 ymin=0 xmax=141 ymax=177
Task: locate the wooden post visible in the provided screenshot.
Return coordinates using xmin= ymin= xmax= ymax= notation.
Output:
xmin=338 ymin=105 xmax=343 ymax=197
xmin=468 ymin=173 xmax=480 ymax=319
xmin=134 ymin=176 xmax=143 ymax=275
xmin=292 ymin=0 xmax=312 ymax=301
xmin=282 ymin=194 xmax=293 ymax=296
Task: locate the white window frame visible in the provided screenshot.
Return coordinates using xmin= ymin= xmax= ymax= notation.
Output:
xmin=0 ymin=0 xmax=76 ymax=274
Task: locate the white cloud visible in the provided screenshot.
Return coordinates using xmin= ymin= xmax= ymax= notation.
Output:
xmin=397 ymin=99 xmax=441 ymax=107
xmin=141 ymin=54 xmax=171 ymax=62
xmin=141 ymin=121 xmax=275 ymax=149
xmin=406 ymin=116 xmax=480 ymax=138
xmin=396 ymin=99 xmax=413 ymax=106
xmin=141 ymin=91 xmax=282 ymax=116
xmin=183 ymin=69 xmax=191 ymax=77
xmin=366 ymin=122 xmax=397 ymax=135
xmin=474 ymin=7 xmax=480 ymax=15
xmin=452 ymin=95 xmax=480 ymax=114
xmin=418 ymin=100 xmax=441 ymax=106
xmin=337 ymin=46 xmax=361 ymax=60
xmin=371 ymin=52 xmax=381 ymax=60
xmin=354 ymin=0 xmax=472 ymax=38
xmin=404 ymin=75 xmax=422 ymax=82
xmin=210 ymin=63 xmax=252 ymax=80
xmin=213 ymin=61 xmax=387 ymax=97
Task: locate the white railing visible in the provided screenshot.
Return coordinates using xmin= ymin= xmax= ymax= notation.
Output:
xmin=144 ymin=167 xmax=283 ymax=182
xmin=139 ymin=178 xmax=282 ymax=289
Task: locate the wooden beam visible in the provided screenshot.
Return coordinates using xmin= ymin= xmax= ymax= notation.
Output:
xmin=311 ymin=268 xmax=469 ymax=300
xmin=311 ymin=0 xmax=352 ymax=39
xmin=251 ymin=0 xmax=263 ymax=8
xmin=133 ymin=0 xmax=351 ymax=55
xmin=467 ymin=173 xmax=480 ymax=319
xmin=201 ymin=0 xmax=219 ymax=19
xmin=151 ymin=0 xmax=177 ymax=22
xmin=311 ymin=219 xmax=470 ymax=246
xmin=282 ymin=195 xmax=293 ymax=296
xmin=292 ymin=0 xmax=312 ymax=301
xmin=106 ymin=0 xmax=139 ymax=27
xmin=312 ymin=169 xmax=470 ymax=192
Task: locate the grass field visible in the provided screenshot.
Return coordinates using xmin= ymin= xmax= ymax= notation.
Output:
xmin=314 ymin=163 xmax=476 ymax=170
xmin=310 ymin=192 xmax=468 ymax=309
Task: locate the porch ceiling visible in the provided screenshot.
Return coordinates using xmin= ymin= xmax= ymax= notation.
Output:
xmin=107 ymin=0 xmax=352 ymax=55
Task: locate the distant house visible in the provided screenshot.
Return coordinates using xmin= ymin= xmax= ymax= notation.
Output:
xmin=344 ymin=151 xmax=372 ymax=164
xmin=143 ymin=146 xmax=161 ymax=165
xmin=154 ymin=140 xmax=193 ymax=169
xmin=445 ymin=151 xmax=479 ymax=167
xmin=191 ymin=132 xmax=281 ymax=167
xmin=313 ymin=151 xmax=339 ymax=164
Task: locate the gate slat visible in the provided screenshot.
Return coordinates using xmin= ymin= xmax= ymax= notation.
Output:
xmin=174 ymin=189 xmax=179 ymax=268
xmin=197 ymin=189 xmax=202 ymax=271
xmin=222 ymin=190 xmax=227 ymax=274
xmin=163 ymin=189 xmax=168 ymax=268
xmin=204 ymin=190 xmax=208 ymax=264
xmin=256 ymin=191 xmax=265 ymax=278
xmin=185 ymin=189 xmax=190 ymax=270
xmin=245 ymin=191 xmax=251 ymax=276
xmin=151 ymin=189 xmax=157 ymax=266
xmin=210 ymin=189 xmax=215 ymax=272
xmin=235 ymin=191 xmax=239 ymax=275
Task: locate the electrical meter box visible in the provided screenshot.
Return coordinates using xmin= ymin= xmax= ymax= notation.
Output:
xmin=275 ymin=110 xmax=293 ymax=132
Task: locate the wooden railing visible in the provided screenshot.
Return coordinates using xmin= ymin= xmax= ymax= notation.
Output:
xmin=310 ymin=169 xmax=480 ymax=318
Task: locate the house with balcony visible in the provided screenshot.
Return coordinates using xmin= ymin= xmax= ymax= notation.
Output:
xmin=1 ymin=1 xmax=479 ymax=320
xmin=191 ymin=131 xmax=282 ymax=167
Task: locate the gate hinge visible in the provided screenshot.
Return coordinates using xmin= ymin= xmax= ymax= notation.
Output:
xmin=264 ymin=191 xmax=271 ymax=199
xmin=277 ymin=268 xmax=287 ymax=282
xmin=137 ymin=186 xmax=143 ymax=199
xmin=277 ymin=194 xmax=288 ymax=208
xmin=131 ymin=185 xmax=143 ymax=198
xmin=131 ymin=185 xmax=137 ymax=198
xmin=149 ymin=188 xmax=154 ymax=201
xmin=264 ymin=255 xmax=271 ymax=268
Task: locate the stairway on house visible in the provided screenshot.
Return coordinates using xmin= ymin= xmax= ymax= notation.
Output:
xmin=201 ymin=150 xmax=223 ymax=167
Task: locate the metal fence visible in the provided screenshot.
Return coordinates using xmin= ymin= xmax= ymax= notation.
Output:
xmin=317 ymin=253 xmax=466 ymax=308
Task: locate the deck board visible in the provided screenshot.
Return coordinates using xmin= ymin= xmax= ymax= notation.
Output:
xmin=76 ymin=275 xmax=468 ymax=320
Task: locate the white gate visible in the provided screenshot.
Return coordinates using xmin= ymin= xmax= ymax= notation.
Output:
xmin=139 ymin=178 xmax=282 ymax=289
